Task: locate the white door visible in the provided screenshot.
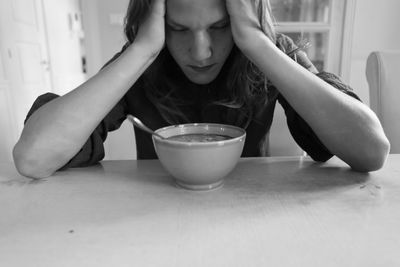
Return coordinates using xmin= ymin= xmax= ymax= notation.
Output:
xmin=0 ymin=51 xmax=15 ymax=162
xmin=0 ymin=0 xmax=52 ymax=143
xmin=42 ymin=0 xmax=86 ymax=96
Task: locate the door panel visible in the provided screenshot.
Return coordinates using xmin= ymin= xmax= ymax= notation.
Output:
xmin=0 ymin=53 xmax=5 ymax=80
xmin=12 ymin=0 xmax=37 ymax=25
xmin=17 ymin=43 xmax=44 ymax=83
xmin=0 ymin=82 xmax=14 ymax=163
xmin=0 ymin=0 xmax=52 ymax=138
xmin=42 ymin=0 xmax=86 ymax=95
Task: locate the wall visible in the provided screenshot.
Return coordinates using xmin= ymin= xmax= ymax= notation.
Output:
xmin=0 ymin=52 xmax=14 ymax=162
xmin=82 ymin=0 xmax=136 ymax=160
xmin=97 ymin=0 xmax=129 ymax=65
xmin=349 ymin=0 xmax=400 ymax=105
xmin=43 ymin=0 xmax=86 ymax=95
xmin=82 ymin=0 xmax=129 ymax=77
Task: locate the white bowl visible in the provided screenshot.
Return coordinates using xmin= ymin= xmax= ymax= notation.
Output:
xmin=152 ymin=123 xmax=246 ymax=191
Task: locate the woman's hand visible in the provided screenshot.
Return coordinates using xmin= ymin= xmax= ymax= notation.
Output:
xmin=134 ymin=0 xmax=166 ymax=59
xmin=225 ymin=0 xmax=273 ymax=56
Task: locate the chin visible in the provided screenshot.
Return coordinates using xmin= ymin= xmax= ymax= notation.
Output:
xmin=188 ymin=76 xmax=215 ymax=85
xmin=183 ymin=69 xmax=220 ymax=85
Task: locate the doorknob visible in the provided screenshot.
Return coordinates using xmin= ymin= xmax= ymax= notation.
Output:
xmin=40 ymin=60 xmax=50 ymax=70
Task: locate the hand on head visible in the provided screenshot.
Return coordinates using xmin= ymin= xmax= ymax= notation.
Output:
xmin=225 ymin=0 xmax=275 ymax=56
xmin=134 ymin=0 xmax=166 ymax=58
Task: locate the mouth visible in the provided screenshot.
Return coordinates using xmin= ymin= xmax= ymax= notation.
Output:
xmin=188 ymin=64 xmax=216 ymax=72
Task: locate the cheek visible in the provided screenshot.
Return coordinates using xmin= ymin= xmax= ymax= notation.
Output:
xmin=166 ymin=34 xmax=189 ymax=63
xmin=212 ymin=31 xmax=234 ymax=58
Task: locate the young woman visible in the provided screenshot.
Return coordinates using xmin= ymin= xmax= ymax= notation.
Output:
xmin=13 ymin=0 xmax=390 ymax=178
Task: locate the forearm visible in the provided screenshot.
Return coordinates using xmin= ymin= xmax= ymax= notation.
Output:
xmin=245 ymin=34 xmax=390 ymax=171
xmin=13 ymin=43 xmax=154 ymax=178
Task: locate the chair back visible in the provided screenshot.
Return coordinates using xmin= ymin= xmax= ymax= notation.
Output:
xmin=366 ymin=50 xmax=400 ymax=153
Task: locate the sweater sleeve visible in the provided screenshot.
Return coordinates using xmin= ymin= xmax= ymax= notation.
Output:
xmin=278 ymin=72 xmax=361 ymax=162
xmin=23 ymin=44 xmax=133 ymax=169
xmin=275 ymin=34 xmax=362 ymax=162
xmin=24 ymin=92 xmax=128 ymax=169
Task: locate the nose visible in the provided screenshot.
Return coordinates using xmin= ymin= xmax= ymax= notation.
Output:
xmin=190 ymin=31 xmax=212 ymax=62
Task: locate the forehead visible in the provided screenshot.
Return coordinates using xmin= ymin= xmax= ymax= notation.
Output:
xmin=166 ymin=0 xmax=227 ymax=25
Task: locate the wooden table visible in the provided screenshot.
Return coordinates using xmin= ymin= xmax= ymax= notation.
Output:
xmin=1 ymin=155 xmax=400 ymax=267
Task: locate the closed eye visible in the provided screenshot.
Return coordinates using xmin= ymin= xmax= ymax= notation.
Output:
xmin=210 ymin=21 xmax=230 ymax=30
xmin=167 ymin=24 xmax=188 ymax=32
xmin=166 ymin=18 xmax=230 ymax=32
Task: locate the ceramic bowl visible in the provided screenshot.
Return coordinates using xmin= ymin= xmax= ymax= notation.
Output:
xmin=152 ymin=123 xmax=246 ymax=191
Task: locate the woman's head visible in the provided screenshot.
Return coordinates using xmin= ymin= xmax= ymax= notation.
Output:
xmin=124 ymin=0 xmax=276 ymax=85
xmin=165 ymin=0 xmax=233 ymax=84
xmin=124 ymin=0 xmax=277 ymax=126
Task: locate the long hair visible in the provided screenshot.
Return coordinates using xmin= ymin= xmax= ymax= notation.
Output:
xmin=123 ymin=0 xmax=277 ymax=128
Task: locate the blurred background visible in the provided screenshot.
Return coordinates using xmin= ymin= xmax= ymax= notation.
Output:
xmin=1 ymin=0 xmax=399 ymax=163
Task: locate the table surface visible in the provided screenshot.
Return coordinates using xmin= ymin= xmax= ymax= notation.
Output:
xmin=1 ymin=155 xmax=400 ymax=267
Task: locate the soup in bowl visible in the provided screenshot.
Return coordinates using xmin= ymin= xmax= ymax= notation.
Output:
xmin=152 ymin=123 xmax=246 ymax=191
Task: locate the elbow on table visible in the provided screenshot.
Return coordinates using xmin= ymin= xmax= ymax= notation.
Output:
xmin=350 ymin=137 xmax=391 ymax=172
xmin=13 ymin=142 xmax=57 ymax=179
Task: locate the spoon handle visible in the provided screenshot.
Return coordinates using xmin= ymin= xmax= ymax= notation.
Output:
xmin=127 ymin=115 xmax=165 ymax=139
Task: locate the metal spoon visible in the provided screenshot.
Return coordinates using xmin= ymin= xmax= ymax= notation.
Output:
xmin=127 ymin=115 xmax=165 ymax=139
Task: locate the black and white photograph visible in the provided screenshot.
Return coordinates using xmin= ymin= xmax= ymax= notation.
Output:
xmin=0 ymin=0 xmax=399 ymax=266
